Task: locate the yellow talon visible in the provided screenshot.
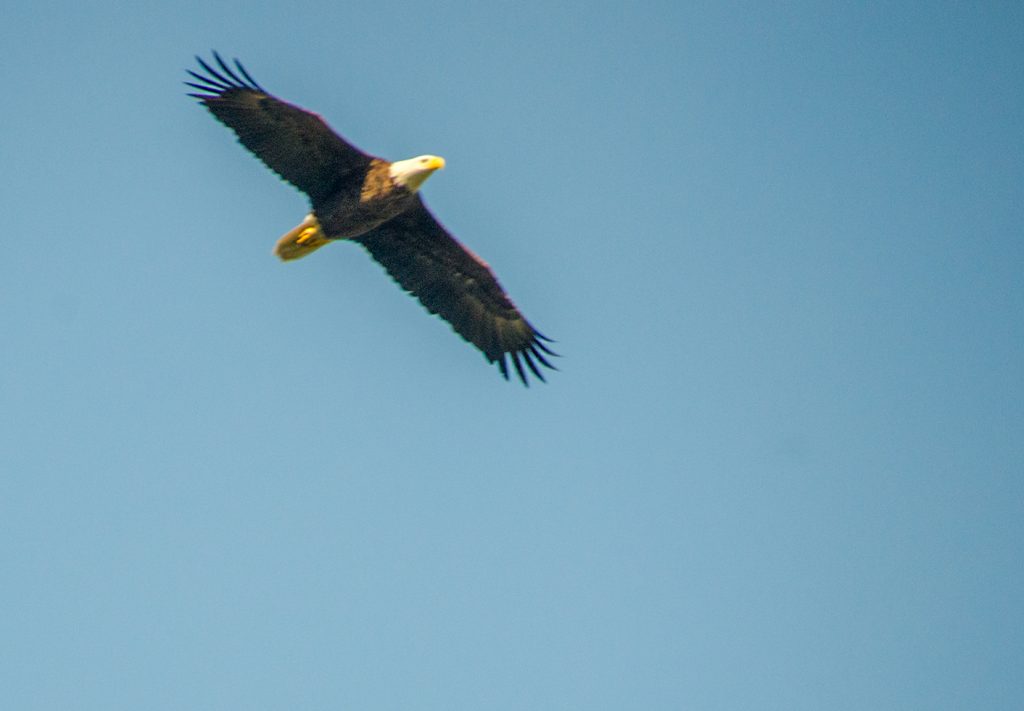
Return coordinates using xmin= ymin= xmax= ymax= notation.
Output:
xmin=295 ymin=227 xmax=320 ymax=245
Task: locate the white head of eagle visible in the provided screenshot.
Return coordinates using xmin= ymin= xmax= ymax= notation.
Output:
xmin=389 ymin=155 xmax=446 ymax=191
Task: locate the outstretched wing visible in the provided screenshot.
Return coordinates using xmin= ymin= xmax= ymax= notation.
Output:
xmin=356 ymin=198 xmax=557 ymax=385
xmin=186 ymin=52 xmax=373 ymax=205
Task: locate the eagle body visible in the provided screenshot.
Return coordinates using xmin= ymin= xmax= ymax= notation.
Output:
xmin=314 ymin=159 xmax=414 ymax=239
xmin=186 ymin=53 xmax=555 ymax=384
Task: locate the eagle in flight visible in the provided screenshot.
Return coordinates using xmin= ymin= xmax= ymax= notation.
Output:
xmin=186 ymin=53 xmax=556 ymax=385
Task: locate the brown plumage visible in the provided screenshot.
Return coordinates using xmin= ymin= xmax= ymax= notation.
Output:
xmin=186 ymin=52 xmax=556 ymax=385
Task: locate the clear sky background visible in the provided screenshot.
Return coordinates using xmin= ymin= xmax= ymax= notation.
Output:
xmin=1 ymin=2 xmax=1021 ymax=709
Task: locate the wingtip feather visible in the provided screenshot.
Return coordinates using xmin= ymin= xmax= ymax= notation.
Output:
xmin=511 ymin=351 xmax=529 ymax=387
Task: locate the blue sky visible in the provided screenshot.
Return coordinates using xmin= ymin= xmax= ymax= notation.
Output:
xmin=1 ymin=2 xmax=1021 ymax=709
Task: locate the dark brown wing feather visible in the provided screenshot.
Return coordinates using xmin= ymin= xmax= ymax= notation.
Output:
xmin=186 ymin=52 xmax=373 ymax=206
xmin=356 ymin=198 xmax=557 ymax=385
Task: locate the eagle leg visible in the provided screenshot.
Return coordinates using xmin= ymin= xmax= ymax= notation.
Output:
xmin=273 ymin=214 xmax=332 ymax=261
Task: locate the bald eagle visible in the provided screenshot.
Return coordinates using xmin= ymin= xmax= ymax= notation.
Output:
xmin=186 ymin=53 xmax=556 ymax=385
